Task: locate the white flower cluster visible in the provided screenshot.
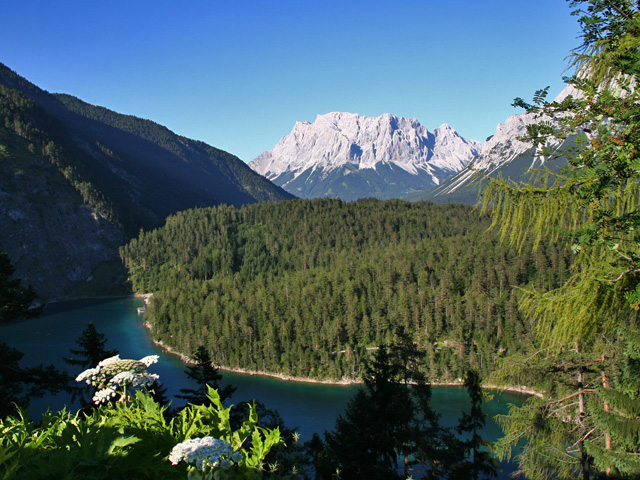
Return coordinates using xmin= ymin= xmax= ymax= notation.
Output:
xmin=92 ymin=387 xmax=117 ymax=404
xmin=169 ymin=437 xmax=242 ymax=471
xmin=109 ymin=370 xmax=159 ymax=388
xmin=139 ymin=355 xmax=159 ymax=367
xmin=75 ymin=367 xmax=100 ymax=383
xmin=98 ymin=354 xmax=121 ymax=367
xmin=75 ymin=354 xmax=160 ymax=404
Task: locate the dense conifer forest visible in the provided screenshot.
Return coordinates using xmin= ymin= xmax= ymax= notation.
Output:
xmin=0 ymin=84 xmax=121 ymax=225
xmin=5 ymin=0 xmax=640 ymax=476
xmin=120 ymin=198 xmax=573 ymax=381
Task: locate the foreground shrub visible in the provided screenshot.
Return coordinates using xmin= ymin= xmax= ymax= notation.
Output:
xmin=0 ymin=386 xmax=282 ymax=479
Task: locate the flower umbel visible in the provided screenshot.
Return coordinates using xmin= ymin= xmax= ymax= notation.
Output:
xmin=139 ymin=354 xmax=159 ymax=367
xmin=75 ymin=354 xmax=160 ymax=404
xmin=98 ymin=354 xmax=121 ymax=367
xmin=75 ymin=367 xmax=99 ymax=383
xmin=169 ymin=437 xmax=242 ymax=472
xmin=92 ymin=387 xmax=117 ymax=404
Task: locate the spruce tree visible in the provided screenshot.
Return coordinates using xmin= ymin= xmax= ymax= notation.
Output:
xmin=453 ymin=370 xmax=499 ymax=480
xmin=177 ymin=346 xmax=236 ymax=405
xmin=323 ymin=337 xmax=460 ymax=479
xmin=586 ymin=330 xmax=640 ymax=478
xmin=494 ymin=344 xmax=615 ymax=480
xmin=323 ymin=345 xmax=407 ymax=479
xmin=65 ymin=321 xmax=119 ymax=407
xmin=65 ymin=321 xmax=118 ymax=369
xmin=390 ymin=328 xmax=455 ymax=478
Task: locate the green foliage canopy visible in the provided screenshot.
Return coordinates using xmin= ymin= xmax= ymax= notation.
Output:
xmin=481 ymin=0 xmax=640 ymax=352
xmin=121 ymin=198 xmax=573 ymax=382
xmin=484 ymin=1 xmax=640 ymax=478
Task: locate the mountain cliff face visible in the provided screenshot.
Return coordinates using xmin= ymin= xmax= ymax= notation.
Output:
xmin=417 ymin=85 xmax=576 ymax=204
xmin=0 ymin=129 xmax=124 ymax=299
xmin=0 ymin=63 xmax=293 ymax=299
xmin=249 ymin=112 xmax=481 ymax=201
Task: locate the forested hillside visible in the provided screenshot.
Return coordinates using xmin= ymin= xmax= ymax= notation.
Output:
xmin=121 ymin=198 xmax=572 ymax=381
xmin=0 ymin=63 xmax=293 ymax=299
xmin=53 ymin=93 xmax=294 ymax=223
xmin=0 ymin=85 xmax=127 ymax=298
xmin=0 ymin=63 xmax=294 ymax=237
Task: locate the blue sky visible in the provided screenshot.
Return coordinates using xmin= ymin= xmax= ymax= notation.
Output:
xmin=1 ymin=1 xmax=581 ymax=162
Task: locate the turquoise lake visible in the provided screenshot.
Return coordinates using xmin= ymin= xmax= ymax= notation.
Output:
xmin=0 ymin=296 xmax=527 ymax=477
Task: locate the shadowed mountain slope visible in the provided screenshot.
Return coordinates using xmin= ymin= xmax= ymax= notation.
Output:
xmin=0 ymin=63 xmax=293 ymax=299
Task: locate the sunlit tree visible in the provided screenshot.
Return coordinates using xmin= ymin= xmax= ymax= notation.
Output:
xmin=484 ymin=1 xmax=640 ymax=478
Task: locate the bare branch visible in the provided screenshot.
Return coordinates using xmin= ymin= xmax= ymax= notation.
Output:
xmin=543 ymin=389 xmax=596 ymax=407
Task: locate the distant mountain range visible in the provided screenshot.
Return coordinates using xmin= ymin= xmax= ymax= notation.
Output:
xmin=0 ymin=63 xmax=293 ymax=299
xmin=251 ymin=86 xmax=575 ymax=205
xmin=412 ymin=85 xmax=576 ymax=204
xmin=409 ymin=112 xmax=541 ymax=204
xmin=249 ymin=112 xmax=481 ymax=201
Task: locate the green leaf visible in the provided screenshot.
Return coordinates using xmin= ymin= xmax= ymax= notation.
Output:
xmin=107 ymin=434 xmax=141 ymax=453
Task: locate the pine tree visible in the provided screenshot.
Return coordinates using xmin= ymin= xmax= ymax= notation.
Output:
xmin=323 ymin=345 xmax=407 ymax=479
xmin=176 ymin=346 xmax=236 ymax=406
xmin=65 ymin=321 xmax=118 ymax=369
xmin=481 ymin=1 xmax=640 ymax=478
xmin=390 ymin=328 xmax=453 ymax=478
xmin=480 ymin=0 xmax=640 ymax=351
xmin=323 ymin=337 xmax=460 ymax=479
xmin=493 ymin=343 xmax=616 ymax=480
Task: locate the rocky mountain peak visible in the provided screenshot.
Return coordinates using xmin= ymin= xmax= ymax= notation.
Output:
xmin=249 ymin=112 xmax=481 ymax=200
xmin=417 ymin=84 xmax=577 ymax=204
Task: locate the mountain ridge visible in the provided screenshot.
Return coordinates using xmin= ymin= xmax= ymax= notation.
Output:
xmin=250 ymin=112 xmax=481 ymax=201
xmin=412 ymin=84 xmax=577 ymax=204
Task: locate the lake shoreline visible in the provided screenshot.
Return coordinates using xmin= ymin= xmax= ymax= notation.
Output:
xmin=45 ymin=293 xmax=538 ymax=397
xmin=142 ymin=318 xmax=539 ymax=397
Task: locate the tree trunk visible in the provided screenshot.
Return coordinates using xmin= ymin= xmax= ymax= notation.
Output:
xmin=602 ymin=370 xmax=612 ymax=478
xmin=578 ymin=368 xmax=590 ymax=480
xmin=404 ymin=448 xmax=409 ymax=478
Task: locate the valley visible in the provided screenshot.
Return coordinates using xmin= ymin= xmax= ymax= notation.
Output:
xmin=2 ymin=1 xmax=640 ymax=475
xmin=0 ymin=63 xmax=292 ymax=299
